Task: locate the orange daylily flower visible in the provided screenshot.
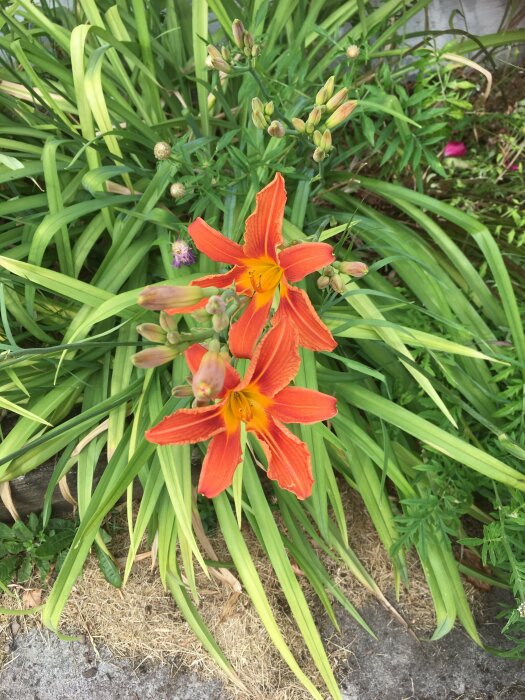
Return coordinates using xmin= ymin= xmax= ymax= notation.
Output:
xmin=167 ymin=173 xmax=337 ymax=358
xmin=145 ymin=322 xmax=337 ymax=499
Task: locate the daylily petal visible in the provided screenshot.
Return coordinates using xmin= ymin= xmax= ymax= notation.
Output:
xmin=145 ymin=403 xmax=225 ymax=445
xmin=272 ymin=284 xmax=336 ymax=352
xmin=190 ymin=267 xmax=240 ymax=289
xmin=185 ymin=344 xmax=241 ymax=395
xmin=243 ymin=319 xmax=300 ymax=397
xmin=271 ymin=386 xmax=337 ymax=424
xmin=279 ymin=242 xmax=335 ymax=283
xmin=188 ymin=217 xmax=244 ymax=265
xmin=197 ymin=428 xmax=243 ymax=498
xmin=243 ymin=173 xmax=286 ymax=261
xmin=257 ymin=418 xmax=313 ymax=499
xmin=228 ymin=293 xmax=273 ymax=359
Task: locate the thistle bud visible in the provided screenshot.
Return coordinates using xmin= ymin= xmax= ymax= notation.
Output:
xmin=313 ymin=130 xmax=322 ymax=147
xmin=313 ymin=147 xmax=326 ymax=163
xmin=138 ymin=285 xmax=212 ymax=310
xmin=153 ymin=142 xmax=171 ymax=160
xmin=330 ymin=274 xmax=345 ymax=294
xmin=212 ymin=312 xmax=229 ymax=333
xmin=306 ymin=106 xmax=322 ymax=133
xmin=339 ymin=261 xmax=369 ymax=278
xmin=320 ymin=129 xmax=332 ymax=152
xmin=267 ymin=120 xmax=286 ymax=138
xmin=169 ymin=182 xmax=186 ymax=200
xmin=264 ymin=101 xmax=274 ymax=116
xmin=136 ymin=323 xmax=166 ymax=343
xmin=346 ymin=44 xmax=360 ymax=59
xmin=192 ymin=349 xmax=227 ymax=401
xmin=317 ymin=275 xmax=330 ymax=290
xmin=207 ymin=45 xmax=231 ymax=73
xmin=292 ymin=117 xmax=306 ymax=133
xmin=132 ymin=346 xmax=178 ymax=369
xmin=232 ymin=19 xmax=245 ymax=50
xmin=325 ymin=100 xmax=358 ymax=128
xmin=326 ymin=87 xmax=348 ymax=112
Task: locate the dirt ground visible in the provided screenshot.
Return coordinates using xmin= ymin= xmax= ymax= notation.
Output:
xmin=1 ymin=589 xmax=524 ymax=700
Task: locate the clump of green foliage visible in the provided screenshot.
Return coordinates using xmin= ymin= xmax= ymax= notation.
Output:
xmin=0 ymin=1 xmax=524 ymax=697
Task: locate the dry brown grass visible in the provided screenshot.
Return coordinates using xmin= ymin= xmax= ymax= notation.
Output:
xmin=0 ymin=488 xmax=480 ymax=699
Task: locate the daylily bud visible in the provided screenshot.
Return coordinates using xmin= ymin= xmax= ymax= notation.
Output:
xmin=192 ymin=350 xmax=226 ymax=401
xmin=153 ymin=142 xmax=171 ymax=160
xmin=264 ymin=101 xmax=274 ymax=116
xmin=292 ymin=117 xmax=306 ymax=133
xmin=172 ymin=384 xmax=194 ymax=397
xmin=138 ymin=285 xmax=212 ymax=310
xmin=326 ymin=87 xmax=348 ymax=112
xmin=325 ymin=100 xmax=358 ymax=128
xmin=169 ymin=182 xmax=186 ymax=200
xmin=252 ymin=97 xmax=264 ymax=113
xmin=212 ymin=312 xmax=229 ymax=333
xmin=315 ymin=76 xmax=335 ymax=106
xmin=207 ymin=45 xmax=231 ymax=73
xmin=339 ymin=261 xmax=369 ymax=278
xmin=320 ymin=129 xmax=332 ymax=152
xmin=166 ymin=330 xmax=182 ymax=345
xmin=346 ymin=44 xmax=360 ymax=59
xmin=206 ymin=295 xmax=226 ymax=315
xmin=330 ymin=274 xmax=345 ymax=294
xmin=313 ymin=147 xmax=326 ymax=163
xmin=252 ymin=109 xmax=268 ymax=129
xmin=251 ymin=44 xmax=260 ymax=58
xmin=306 ymin=106 xmax=322 ymax=133
xmin=159 ymin=311 xmax=178 ymax=332
xmin=192 ymin=308 xmax=212 ymax=323
xmin=317 ymin=275 xmax=330 ymax=290
xmin=132 ymin=346 xmax=178 ymax=369
xmin=243 ymin=31 xmax=254 ymax=50
xmin=232 ymin=19 xmax=245 ymax=50
xmin=267 ymin=120 xmax=286 ymax=138
xmin=221 ymin=46 xmax=231 ymax=62
xmin=313 ymin=130 xmax=322 ymax=147
xmin=136 ymin=323 xmax=166 ymax=343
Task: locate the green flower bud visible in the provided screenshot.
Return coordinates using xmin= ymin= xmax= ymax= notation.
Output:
xmin=313 ymin=147 xmax=326 ymax=163
xmin=232 ymin=19 xmax=245 ymax=50
xmin=320 ymin=129 xmax=332 ymax=152
xmin=267 ymin=120 xmax=286 ymax=138
xmin=212 ymin=312 xmax=229 ymax=333
xmin=326 ymin=87 xmax=348 ymax=112
xmin=325 ymin=100 xmax=358 ymax=128
xmin=264 ymin=101 xmax=274 ymax=116
xmin=292 ymin=117 xmax=306 ymax=133
xmin=207 ymin=45 xmax=231 ymax=73
xmin=136 ymin=323 xmax=166 ymax=343
xmin=330 ymin=274 xmax=345 ymax=294
xmin=132 ymin=346 xmax=178 ymax=369
xmin=317 ymin=275 xmax=330 ymax=290
xmin=339 ymin=261 xmax=369 ymax=278
xmin=252 ymin=109 xmax=268 ymax=129
xmin=313 ymin=130 xmax=322 ymax=147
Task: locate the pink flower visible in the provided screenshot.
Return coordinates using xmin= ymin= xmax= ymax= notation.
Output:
xmin=443 ymin=141 xmax=467 ymax=157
